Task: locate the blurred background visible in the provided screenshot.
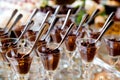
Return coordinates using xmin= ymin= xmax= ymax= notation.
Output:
xmin=1 ymin=0 xmax=120 ymax=34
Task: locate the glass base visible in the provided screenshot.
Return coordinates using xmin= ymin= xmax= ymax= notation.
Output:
xmin=47 ymin=71 xmax=54 ymax=80
xmin=14 ymin=74 xmax=29 ymax=80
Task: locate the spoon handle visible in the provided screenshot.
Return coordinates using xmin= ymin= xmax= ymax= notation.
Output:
xmin=4 ymin=9 xmax=18 ymax=31
xmin=43 ymin=6 xmax=60 ymax=40
xmin=61 ymin=9 xmax=71 ymax=29
xmin=39 ymin=11 xmax=50 ymax=30
xmin=22 ymin=23 xmax=47 ymax=58
xmin=56 ymin=23 xmax=75 ymax=49
xmin=21 ymin=11 xmax=51 ymax=58
xmin=95 ymin=20 xmax=114 ymax=43
xmin=29 ymin=23 xmax=47 ymax=54
xmin=76 ymin=13 xmax=89 ymax=34
xmin=100 ymin=12 xmax=115 ymax=31
xmin=54 ymin=6 xmax=61 ymax=16
xmin=86 ymin=8 xmax=99 ymax=24
xmin=73 ymin=6 xmax=82 ymax=17
xmin=5 ymin=14 xmax=23 ymax=34
xmin=27 ymin=8 xmax=38 ymax=23
xmin=15 ymin=9 xmax=38 ymax=43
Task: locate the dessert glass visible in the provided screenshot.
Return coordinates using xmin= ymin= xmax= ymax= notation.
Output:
xmin=0 ymin=38 xmax=17 ymax=78
xmin=37 ymin=43 xmax=60 ymax=80
xmin=104 ymin=37 xmax=120 ymax=68
xmin=64 ymin=33 xmax=77 ymax=67
xmin=6 ymin=47 xmax=33 ymax=80
xmin=76 ymin=38 xmax=101 ymax=80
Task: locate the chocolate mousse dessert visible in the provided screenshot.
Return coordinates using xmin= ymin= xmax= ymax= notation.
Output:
xmin=65 ymin=33 xmax=76 ymax=51
xmin=89 ymin=32 xmax=100 ymax=39
xmin=50 ymin=27 xmax=62 ymax=43
xmin=38 ymin=45 xmax=60 ymax=70
xmin=0 ymin=38 xmax=17 ymax=62
xmin=105 ymin=38 xmax=120 ymax=56
xmin=79 ymin=39 xmax=97 ymax=62
xmin=7 ymin=50 xmax=32 ymax=74
xmin=13 ymin=25 xmax=24 ymax=37
xmin=14 ymin=54 xmax=32 ymax=74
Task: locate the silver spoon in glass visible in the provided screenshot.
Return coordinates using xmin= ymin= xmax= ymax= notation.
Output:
xmin=55 ymin=23 xmax=75 ymax=50
xmin=14 ymin=8 xmax=39 ymax=43
xmin=95 ymin=20 xmax=114 ymax=43
xmin=0 ymin=14 xmax=23 ymax=36
xmin=61 ymin=9 xmax=71 ymax=29
xmin=43 ymin=6 xmax=61 ymax=40
xmin=75 ymin=13 xmax=89 ymax=34
xmin=99 ymin=12 xmax=115 ymax=32
xmin=3 ymin=9 xmax=18 ymax=31
xmin=21 ymin=23 xmax=48 ymax=58
xmin=85 ymin=8 xmax=100 ymax=25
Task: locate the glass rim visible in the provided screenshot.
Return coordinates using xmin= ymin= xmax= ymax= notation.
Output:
xmin=6 ymin=47 xmax=32 ymax=59
xmin=76 ymin=37 xmax=101 ymax=47
xmin=36 ymin=43 xmax=60 ymax=56
xmin=76 ymin=37 xmax=97 ymax=44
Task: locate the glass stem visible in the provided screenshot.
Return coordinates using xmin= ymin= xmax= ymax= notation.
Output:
xmin=68 ymin=52 xmax=75 ymax=70
xmin=20 ymin=76 xmax=25 ymax=80
xmin=83 ymin=63 xmax=92 ymax=80
xmin=69 ymin=58 xmax=73 ymax=70
xmin=18 ymin=74 xmax=29 ymax=80
xmin=113 ymin=57 xmax=119 ymax=67
xmin=47 ymin=71 xmax=54 ymax=80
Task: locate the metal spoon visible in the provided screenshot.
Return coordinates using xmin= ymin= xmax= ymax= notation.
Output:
xmin=39 ymin=11 xmax=50 ymax=30
xmin=3 ymin=9 xmax=18 ymax=31
xmin=73 ymin=6 xmax=83 ymax=17
xmin=99 ymin=12 xmax=115 ymax=32
xmin=95 ymin=20 xmax=114 ymax=43
xmin=43 ymin=6 xmax=61 ymax=40
xmin=21 ymin=23 xmax=47 ymax=58
xmin=75 ymin=13 xmax=89 ymax=34
xmin=21 ymin=11 xmax=51 ymax=58
xmin=13 ymin=8 xmax=39 ymax=44
xmin=85 ymin=8 xmax=100 ymax=25
xmin=0 ymin=14 xmax=23 ymax=36
xmin=55 ymin=23 xmax=75 ymax=49
xmin=61 ymin=9 xmax=71 ymax=29
xmin=87 ymin=12 xmax=115 ymax=38
xmin=13 ymin=20 xmax=34 ymax=38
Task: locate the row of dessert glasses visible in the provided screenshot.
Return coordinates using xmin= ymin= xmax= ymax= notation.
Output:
xmin=0 ymin=7 xmax=119 ymax=80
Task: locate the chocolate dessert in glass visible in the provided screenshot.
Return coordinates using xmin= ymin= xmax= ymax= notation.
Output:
xmin=104 ymin=37 xmax=120 ymax=67
xmin=76 ymin=38 xmax=100 ymax=80
xmin=37 ymin=44 xmax=60 ymax=80
xmin=6 ymin=47 xmax=33 ymax=80
xmin=0 ymin=38 xmax=17 ymax=62
xmin=50 ymin=27 xmax=62 ymax=43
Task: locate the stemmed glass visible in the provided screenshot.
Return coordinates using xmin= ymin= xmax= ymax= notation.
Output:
xmin=0 ymin=38 xmax=17 ymax=62
xmin=64 ymin=33 xmax=77 ymax=67
xmin=37 ymin=44 xmax=60 ymax=80
xmin=0 ymin=38 xmax=17 ymax=79
xmin=6 ymin=47 xmax=33 ymax=80
xmin=104 ymin=36 xmax=120 ymax=68
xmin=76 ymin=38 xmax=100 ymax=80
xmin=27 ymin=34 xmax=48 ymax=79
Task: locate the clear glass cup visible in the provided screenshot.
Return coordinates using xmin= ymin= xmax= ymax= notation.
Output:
xmin=76 ymin=38 xmax=101 ymax=80
xmin=27 ymin=35 xmax=47 ymax=79
xmin=0 ymin=37 xmax=30 ymax=80
xmin=50 ymin=27 xmax=62 ymax=44
xmin=6 ymin=47 xmax=33 ymax=80
xmin=64 ymin=34 xmax=77 ymax=69
xmin=37 ymin=43 xmax=60 ymax=80
xmin=104 ymin=37 xmax=120 ymax=68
